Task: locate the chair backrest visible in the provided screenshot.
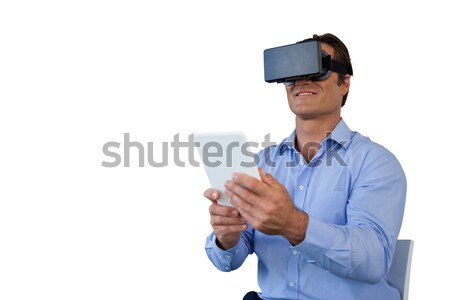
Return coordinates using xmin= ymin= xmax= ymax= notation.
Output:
xmin=387 ymin=240 xmax=414 ymax=300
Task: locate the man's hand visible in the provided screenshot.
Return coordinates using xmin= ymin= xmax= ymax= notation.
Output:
xmin=204 ymin=188 xmax=248 ymax=250
xmin=224 ymin=168 xmax=309 ymax=245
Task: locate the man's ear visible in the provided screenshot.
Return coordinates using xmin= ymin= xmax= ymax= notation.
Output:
xmin=341 ymin=75 xmax=351 ymax=96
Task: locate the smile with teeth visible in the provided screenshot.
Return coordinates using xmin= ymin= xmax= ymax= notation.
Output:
xmin=295 ymin=92 xmax=316 ymax=96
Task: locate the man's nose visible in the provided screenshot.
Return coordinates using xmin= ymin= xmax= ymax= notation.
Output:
xmin=295 ymin=77 xmax=312 ymax=85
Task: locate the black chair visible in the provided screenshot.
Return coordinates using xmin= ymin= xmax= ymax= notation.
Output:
xmin=243 ymin=291 xmax=262 ymax=300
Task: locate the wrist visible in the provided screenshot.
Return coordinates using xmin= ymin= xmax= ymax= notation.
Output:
xmin=282 ymin=210 xmax=309 ymax=245
xmin=215 ymin=234 xmax=240 ymax=250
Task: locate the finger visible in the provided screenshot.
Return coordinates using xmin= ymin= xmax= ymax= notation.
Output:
xmin=204 ymin=188 xmax=220 ymax=202
xmin=258 ymin=167 xmax=265 ymax=180
xmin=230 ymin=199 xmax=256 ymax=229
xmin=209 ymin=202 xmax=240 ymax=218
xmin=231 ymin=172 xmax=267 ymax=196
xmin=259 ymin=168 xmax=282 ymax=189
xmin=226 ymin=189 xmax=257 ymax=224
xmin=224 ymin=179 xmax=259 ymax=205
xmin=210 ymin=215 xmax=247 ymax=226
xmin=214 ymin=224 xmax=248 ymax=235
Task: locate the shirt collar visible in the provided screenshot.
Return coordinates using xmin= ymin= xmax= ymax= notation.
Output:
xmin=327 ymin=118 xmax=352 ymax=150
xmin=278 ymin=119 xmax=353 ymax=155
xmin=277 ymin=130 xmax=296 ymax=155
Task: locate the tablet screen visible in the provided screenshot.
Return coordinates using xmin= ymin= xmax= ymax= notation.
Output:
xmin=194 ymin=131 xmax=261 ymax=207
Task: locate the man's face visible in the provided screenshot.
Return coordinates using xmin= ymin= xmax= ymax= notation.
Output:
xmin=285 ymin=43 xmax=350 ymax=120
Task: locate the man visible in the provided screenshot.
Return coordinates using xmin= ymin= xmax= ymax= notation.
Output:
xmin=203 ymin=33 xmax=406 ymax=300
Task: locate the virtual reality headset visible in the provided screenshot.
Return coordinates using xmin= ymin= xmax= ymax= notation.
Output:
xmin=264 ymin=40 xmax=352 ymax=86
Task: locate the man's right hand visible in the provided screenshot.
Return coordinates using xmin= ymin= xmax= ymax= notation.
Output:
xmin=204 ymin=188 xmax=248 ymax=250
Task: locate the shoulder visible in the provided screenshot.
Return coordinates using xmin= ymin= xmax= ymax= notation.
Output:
xmin=346 ymin=131 xmax=398 ymax=163
xmin=345 ymin=131 xmax=406 ymax=183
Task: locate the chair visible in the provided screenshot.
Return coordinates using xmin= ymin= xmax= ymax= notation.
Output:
xmin=387 ymin=239 xmax=414 ymax=300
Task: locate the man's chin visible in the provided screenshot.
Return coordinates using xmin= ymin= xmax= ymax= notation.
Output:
xmin=295 ymin=112 xmax=318 ymax=120
xmin=289 ymin=106 xmax=317 ymax=120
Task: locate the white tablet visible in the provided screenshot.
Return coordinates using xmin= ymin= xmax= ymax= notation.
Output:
xmin=194 ymin=131 xmax=261 ymax=207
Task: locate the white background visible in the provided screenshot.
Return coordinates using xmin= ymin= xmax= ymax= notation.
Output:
xmin=0 ymin=1 xmax=448 ymax=299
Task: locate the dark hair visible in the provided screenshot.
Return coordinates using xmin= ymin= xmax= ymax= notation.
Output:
xmin=306 ymin=33 xmax=353 ymax=107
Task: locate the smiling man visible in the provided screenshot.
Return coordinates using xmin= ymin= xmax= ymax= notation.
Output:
xmin=203 ymin=33 xmax=406 ymax=300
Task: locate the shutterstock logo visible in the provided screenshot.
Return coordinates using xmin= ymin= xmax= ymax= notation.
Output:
xmin=101 ymin=133 xmax=347 ymax=168
xmin=101 ymin=133 xmax=274 ymax=168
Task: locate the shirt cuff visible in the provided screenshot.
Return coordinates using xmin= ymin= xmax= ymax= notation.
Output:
xmin=206 ymin=233 xmax=247 ymax=271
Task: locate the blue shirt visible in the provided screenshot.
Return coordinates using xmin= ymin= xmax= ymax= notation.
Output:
xmin=205 ymin=119 xmax=407 ymax=300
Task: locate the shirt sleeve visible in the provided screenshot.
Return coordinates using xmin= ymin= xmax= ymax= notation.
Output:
xmin=296 ymin=150 xmax=407 ymax=283
xmin=205 ymin=227 xmax=255 ymax=272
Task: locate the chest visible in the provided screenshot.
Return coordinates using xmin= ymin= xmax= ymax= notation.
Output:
xmin=269 ymin=161 xmax=351 ymax=225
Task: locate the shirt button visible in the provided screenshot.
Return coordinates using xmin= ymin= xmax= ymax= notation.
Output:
xmin=292 ymin=250 xmax=298 ymax=255
xmin=226 ymin=255 xmax=231 ymax=259
xmin=298 ymin=185 xmax=304 ymax=190
xmin=289 ymin=282 xmax=295 ymax=287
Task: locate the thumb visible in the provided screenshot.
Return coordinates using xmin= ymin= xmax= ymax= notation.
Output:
xmin=258 ymin=167 xmax=277 ymax=186
xmin=204 ymin=188 xmax=220 ymax=202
